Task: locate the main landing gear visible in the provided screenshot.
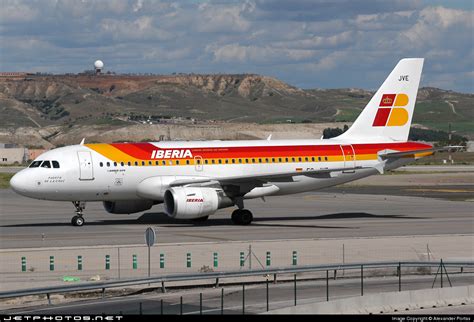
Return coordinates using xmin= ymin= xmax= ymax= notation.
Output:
xmin=230 ymin=198 xmax=254 ymax=225
xmin=231 ymin=209 xmax=253 ymax=225
xmin=71 ymin=201 xmax=86 ymax=227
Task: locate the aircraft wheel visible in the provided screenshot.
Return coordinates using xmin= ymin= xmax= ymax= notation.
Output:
xmin=231 ymin=209 xmax=241 ymax=224
xmin=239 ymin=209 xmax=253 ymax=225
xmin=72 ymin=215 xmax=85 ymax=227
xmin=231 ymin=209 xmax=253 ymax=225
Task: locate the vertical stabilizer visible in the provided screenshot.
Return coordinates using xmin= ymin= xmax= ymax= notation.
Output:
xmin=336 ymin=58 xmax=424 ymax=142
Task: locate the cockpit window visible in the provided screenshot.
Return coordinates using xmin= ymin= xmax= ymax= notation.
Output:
xmin=29 ymin=160 xmax=42 ymax=168
xmin=52 ymin=161 xmax=60 ymax=168
xmin=41 ymin=161 xmax=51 ymax=168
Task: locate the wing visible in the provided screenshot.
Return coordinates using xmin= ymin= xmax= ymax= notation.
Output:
xmin=169 ymin=165 xmax=367 ymax=189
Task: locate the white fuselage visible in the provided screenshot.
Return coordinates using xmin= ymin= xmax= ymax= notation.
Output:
xmin=10 ymin=138 xmax=426 ymax=203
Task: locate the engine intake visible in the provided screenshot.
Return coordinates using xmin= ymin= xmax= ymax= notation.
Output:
xmin=164 ymin=187 xmax=233 ymax=219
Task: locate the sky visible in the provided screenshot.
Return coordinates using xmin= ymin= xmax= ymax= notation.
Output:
xmin=0 ymin=0 xmax=472 ymax=92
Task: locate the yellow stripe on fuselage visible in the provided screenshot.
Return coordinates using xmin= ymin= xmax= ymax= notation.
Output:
xmin=85 ymin=144 xmax=142 ymax=163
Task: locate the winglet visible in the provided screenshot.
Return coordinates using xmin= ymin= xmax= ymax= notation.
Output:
xmin=80 ymin=138 xmax=85 ymax=145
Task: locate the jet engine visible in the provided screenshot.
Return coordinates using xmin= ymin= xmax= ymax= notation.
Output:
xmin=103 ymin=200 xmax=154 ymax=214
xmin=164 ymin=187 xmax=233 ymax=219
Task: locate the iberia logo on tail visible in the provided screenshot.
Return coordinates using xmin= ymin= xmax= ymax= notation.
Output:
xmin=372 ymin=93 xmax=409 ymax=127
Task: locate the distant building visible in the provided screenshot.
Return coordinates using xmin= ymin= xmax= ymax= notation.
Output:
xmin=0 ymin=147 xmax=27 ymax=165
xmin=0 ymin=72 xmax=28 ymax=77
xmin=467 ymin=141 xmax=474 ymax=153
xmin=0 ymin=143 xmax=19 ymax=149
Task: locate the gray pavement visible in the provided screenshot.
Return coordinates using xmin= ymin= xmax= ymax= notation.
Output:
xmin=1 ymin=167 xmax=473 ymax=315
xmin=397 ymin=165 xmax=474 ymax=172
xmin=1 ymin=188 xmax=473 ymax=248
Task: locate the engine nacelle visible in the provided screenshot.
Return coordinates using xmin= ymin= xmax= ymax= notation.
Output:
xmin=103 ymin=200 xmax=154 ymax=214
xmin=164 ymin=187 xmax=233 ymax=219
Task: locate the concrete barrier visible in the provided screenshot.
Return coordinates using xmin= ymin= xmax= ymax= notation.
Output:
xmin=265 ymin=286 xmax=474 ymax=314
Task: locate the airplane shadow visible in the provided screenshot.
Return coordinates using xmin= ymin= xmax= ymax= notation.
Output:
xmin=1 ymin=212 xmax=427 ymax=229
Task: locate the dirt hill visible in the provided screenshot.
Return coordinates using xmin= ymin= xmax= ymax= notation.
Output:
xmin=0 ymin=73 xmax=472 ymax=146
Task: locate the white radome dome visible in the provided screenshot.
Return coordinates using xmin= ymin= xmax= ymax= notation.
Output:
xmin=94 ymin=60 xmax=104 ymax=69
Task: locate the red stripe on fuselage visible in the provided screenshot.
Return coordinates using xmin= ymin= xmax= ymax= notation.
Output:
xmin=111 ymin=143 xmax=156 ymax=159
xmin=103 ymin=142 xmax=432 ymax=160
xmin=353 ymin=142 xmax=431 ymax=155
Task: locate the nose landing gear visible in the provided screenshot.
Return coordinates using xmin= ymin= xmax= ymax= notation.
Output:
xmin=71 ymin=201 xmax=86 ymax=227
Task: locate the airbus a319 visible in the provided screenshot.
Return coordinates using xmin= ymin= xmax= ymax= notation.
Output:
xmin=10 ymin=58 xmax=437 ymax=226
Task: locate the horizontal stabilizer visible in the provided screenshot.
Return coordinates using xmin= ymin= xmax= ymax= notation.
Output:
xmin=377 ymin=146 xmax=461 ymax=160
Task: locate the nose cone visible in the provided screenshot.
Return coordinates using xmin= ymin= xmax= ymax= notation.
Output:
xmin=10 ymin=171 xmax=29 ymax=195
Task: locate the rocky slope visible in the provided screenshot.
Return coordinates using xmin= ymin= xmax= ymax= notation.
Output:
xmin=0 ymin=74 xmax=472 ymax=147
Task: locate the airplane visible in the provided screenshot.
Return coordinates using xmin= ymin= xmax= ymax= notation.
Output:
xmin=10 ymin=58 xmax=438 ymax=227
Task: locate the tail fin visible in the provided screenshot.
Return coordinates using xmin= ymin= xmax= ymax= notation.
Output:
xmin=337 ymin=58 xmax=424 ymax=142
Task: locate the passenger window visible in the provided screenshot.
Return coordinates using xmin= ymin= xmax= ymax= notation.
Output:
xmin=211 ymin=160 xmax=215 ymax=164
xmin=114 ymin=162 xmax=117 ymax=167
xmin=318 ymin=157 xmax=321 ymax=162
xmin=278 ymin=158 xmax=282 ymax=162
xmin=29 ymin=160 xmax=42 ymax=168
xmin=149 ymin=161 xmax=152 ymax=166
xmin=285 ymin=158 xmax=289 ymax=162
xmin=305 ymin=157 xmax=309 ymax=162
xmin=311 ymin=157 xmax=315 ymax=162
xmin=127 ymin=162 xmax=131 ymax=166
xmin=325 ymin=157 xmax=328 ymax=161
xmin=162 ymin=160 xmax=166 ymax=165
xmin=176 ymin=160 xmax=180 ymax=165
xmin=155 ymin=161 xmax=159 ymax=165
xmin=186 ymin=160 xmax=190 ymax=165
xmin=100 ymin=162 xmax=103 ymax=167
xmin=197 ymin=160 xmax=201 ymax=164
xmin=120 ymin=162 xmax=124 ymax=166
xmin=205 ymin=160 xmax=208 ymax=164
xmin=298 ymin=157 xmax=302 ymax=162
xmin=142 ymin=161 xmax=145 ymax=166
xmin=218 ymin=160 xmax=222 ymax=164
xmin=134 ymin=161 xmax=138 ymax=166
xmin=265 ymin=158 xmax=269 ymax=163
xmin=41 ymin=161 xmax=51 ymax=168
xmin=106 ymin=162 xmax=110 ymax=167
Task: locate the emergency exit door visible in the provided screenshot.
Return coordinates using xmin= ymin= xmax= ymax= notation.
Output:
xmin=340 ymin=145 xmax=356 ymax=172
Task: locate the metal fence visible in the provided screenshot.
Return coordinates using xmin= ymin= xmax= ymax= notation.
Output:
xmin=1 ymin=260 xmax=473 ymax=314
